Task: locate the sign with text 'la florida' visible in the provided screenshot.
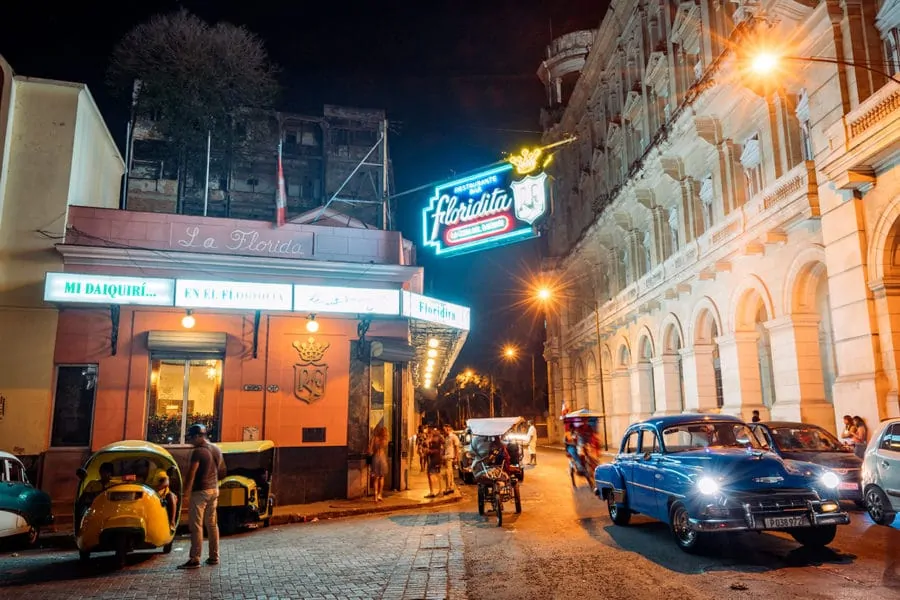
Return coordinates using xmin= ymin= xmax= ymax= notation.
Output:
xmin=422 ymin=163 xmax=549 ymax=257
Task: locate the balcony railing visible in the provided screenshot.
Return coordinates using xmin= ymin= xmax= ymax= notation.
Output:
xmin=563 ymin=161 xmax=819 ymax=344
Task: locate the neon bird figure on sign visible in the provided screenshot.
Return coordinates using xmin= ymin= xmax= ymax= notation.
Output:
xmin=422 ymin=153 xmax=549 ymax=258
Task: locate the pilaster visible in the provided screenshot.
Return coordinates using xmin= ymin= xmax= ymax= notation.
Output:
xmin=629 ymin=362 xmax=655 ymax=421
xmin=716 ymin=332 xmax=765 ymax=420
xmin=680 ymin=344 xmax=718 ymax=412
xmin=764 ymin=314 xmax=836 ymax=431
xmin=651 ymin=355 xmax=685 ymax=415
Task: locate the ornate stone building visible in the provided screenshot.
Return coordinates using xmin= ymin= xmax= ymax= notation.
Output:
xmin=540 ymin=0 xmax=900 ymax=444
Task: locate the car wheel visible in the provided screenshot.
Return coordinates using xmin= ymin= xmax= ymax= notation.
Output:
xmin=865 ymin=485 xmax=897 ymax=525
xmin=606 ymin=492 xmax=631 ymax=526
xmin=669 ymin=502 xmax=705 ymax=553
xmin=21 ymin=525 xmax=39 ymax=548
xmin=789 ymin=525 xmax=837 ymax=548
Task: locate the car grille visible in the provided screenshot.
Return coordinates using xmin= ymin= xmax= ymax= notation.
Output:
xmin=729 ymin=489 xmax=819 ymax=516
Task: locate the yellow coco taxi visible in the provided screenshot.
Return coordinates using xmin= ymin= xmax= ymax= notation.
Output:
xmin=74 ymin=441 xmax=182 ymax=566
xmin=217 ymin=440 xmax=276 ymax=533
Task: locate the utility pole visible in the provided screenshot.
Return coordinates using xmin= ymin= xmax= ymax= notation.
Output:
xmin=381 ymin=117 xmax=389 ymax=230
xmin=203 ymin=130 xmax=211 ymax=216
xmin=489 ymin=374 xmax=495 ymax=418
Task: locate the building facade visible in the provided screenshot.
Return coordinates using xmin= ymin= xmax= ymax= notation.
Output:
xmin=40 ymin=205 xmax=469 ymax=517
xmin=0 ymin=55 xmax=124 ymax=461
xmin=126 ymin=104 xmax=391 ymax=227
xmin=540 ymin=0 xmax=900 ymax=445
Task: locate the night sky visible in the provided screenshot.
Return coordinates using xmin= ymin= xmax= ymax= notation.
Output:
xmin=1 ymin=0 xmax=606 ymax=380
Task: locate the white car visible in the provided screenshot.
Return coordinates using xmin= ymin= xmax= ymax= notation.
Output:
xmin=861 ymin=418 xmax=900 ymax=525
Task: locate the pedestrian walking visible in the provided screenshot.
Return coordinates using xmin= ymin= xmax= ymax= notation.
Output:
xmin=526 ymin=420 xmax=538 ymax=466
xmin=441 ymin=424 xmax=461 ymax=495
xmin=178 ymin=423 xmax=225 ymax=570
xmin=425 ymin=426 xmax=444 ymax=498
xmin=369 ymin=422 xmax=389 ymax=503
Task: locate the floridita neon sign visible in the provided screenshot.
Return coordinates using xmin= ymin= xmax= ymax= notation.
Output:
xmin=423 ymin=163 xmax=548 ymax=257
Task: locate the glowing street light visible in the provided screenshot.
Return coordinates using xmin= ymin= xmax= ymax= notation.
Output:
xmin=503 ymin=345 xmax=518 ymax=359
xmin=749 ymin=51 xmax=779 ymax=76
xmin=536 ymin=287 xmax=552 ymax=301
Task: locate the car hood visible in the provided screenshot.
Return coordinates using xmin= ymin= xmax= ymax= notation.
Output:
xmin=775 ymin=450 xmax=861 ymax=470
xmin=663 ymin=448 xmax=818 ymax=490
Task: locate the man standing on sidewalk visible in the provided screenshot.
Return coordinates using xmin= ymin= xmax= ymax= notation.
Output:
xmin=178 ymin=423 xmax=225 ymax=570
xmin=441 ymin=424 xmax=461 ymax=495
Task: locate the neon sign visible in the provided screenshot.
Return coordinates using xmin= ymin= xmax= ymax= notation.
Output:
xmin=423 ymin=163 xmax=548 ymax=257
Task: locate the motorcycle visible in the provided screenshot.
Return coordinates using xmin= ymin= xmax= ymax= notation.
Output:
xmin=467 ymin=417 xmax=525 ymax=527
xmin=563 ymin=409 xmax=604 ymax=489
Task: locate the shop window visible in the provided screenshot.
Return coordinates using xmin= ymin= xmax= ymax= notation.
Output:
xmin=147 ymin=358 xmax=222 ymax=445
xmin=50 ymin=365 xmax=98 ymax=447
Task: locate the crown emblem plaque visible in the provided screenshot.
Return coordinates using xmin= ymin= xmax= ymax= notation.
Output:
xmin=292 ymin=337 xmax=330 ymax=404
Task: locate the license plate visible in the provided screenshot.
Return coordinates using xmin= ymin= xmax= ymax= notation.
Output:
xmin=839 ymin=482 xmax=859 ymax=491
xmin=764 ymin=516 xmax=808 ymax=528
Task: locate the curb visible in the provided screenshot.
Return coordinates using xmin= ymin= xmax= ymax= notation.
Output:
xmin=29 ymin=492 xmax=464 ymax=549
xmin=270 ymin=491 xmax=463 ymax=525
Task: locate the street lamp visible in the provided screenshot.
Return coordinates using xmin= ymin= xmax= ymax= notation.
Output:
xmin=501 ymin=344 xmax=536 ymax=412
xmin=745 ymin=50 xmax=899 ymax=83
xmin=534 ymin=285 xmax=609 ymax=451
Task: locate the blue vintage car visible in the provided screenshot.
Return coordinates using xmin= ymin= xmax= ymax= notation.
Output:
xmin=594 ymin=414 xmax=850 ymax=553
xmin=0 ymin=451 xmax=53 ymax=547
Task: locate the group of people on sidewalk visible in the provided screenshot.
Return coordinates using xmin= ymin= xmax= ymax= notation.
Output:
xmin=416 ymin=423 xmax=462 ymax=498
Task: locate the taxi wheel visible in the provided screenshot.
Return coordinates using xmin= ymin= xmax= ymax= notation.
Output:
xmin=789 ymin=525 xmax=836 ymax=548
xmin=263 ymin=518 xmax=271 ymax=528
xmin=79 ymin=551 xmax=90 ymax=564
xmin=162 ymin=542 xmax=173 ymax=554
xmin=514 ymin=484 xmax=522 ymax=514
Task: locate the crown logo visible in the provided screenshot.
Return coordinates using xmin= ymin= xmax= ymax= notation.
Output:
xmin=508 ymin=147 xmax=543 ymax=175
xmin=292 ymin=337 xmax=330 ymax=363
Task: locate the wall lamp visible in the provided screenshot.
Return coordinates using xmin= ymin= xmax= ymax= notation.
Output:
xmin=182 ymin=309 xmax=196 ymax=329
xmin=306 ymin=314 xmax=320 ymax=333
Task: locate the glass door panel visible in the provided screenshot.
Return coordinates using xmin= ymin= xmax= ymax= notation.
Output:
xmin=148 ymin=358 xmax=222 ymax=444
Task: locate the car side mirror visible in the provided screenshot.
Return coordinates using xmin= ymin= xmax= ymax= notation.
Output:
xmin=75 ymin=468 xmax=87 ymax=480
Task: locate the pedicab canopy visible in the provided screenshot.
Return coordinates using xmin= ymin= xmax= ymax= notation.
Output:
xmin=466 ymin=417 xmax=524 ymax=437
xmin=562 ymin=409 xmax=604 ymax=422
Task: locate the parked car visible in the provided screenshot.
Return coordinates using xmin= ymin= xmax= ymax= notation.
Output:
xmin=861 ymin=417 xmax=900 ymax=525
xmin=0 ymin=451 xmax=53 ymax=547
xmin=594 ymin=414 xmax=850 ymax=553
xmin=749 ymin=421 xmax=864 ymax=506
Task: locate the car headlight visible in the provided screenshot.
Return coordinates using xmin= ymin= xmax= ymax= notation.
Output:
xmin=819 ymin=471 xmax=840 ymax=489
xmin=697 ymin=476 xmax=719 ymax=495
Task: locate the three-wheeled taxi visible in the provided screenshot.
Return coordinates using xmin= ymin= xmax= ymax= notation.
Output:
xmin=468 ymin=417 xmax=525 ymax=526
xmin=217 ymin=440 xmax=276 ymax=533
xmin=74 ymin=441 xmax=182 ymax=566
xmin=563 ymin=409 xmax=603 ymax=488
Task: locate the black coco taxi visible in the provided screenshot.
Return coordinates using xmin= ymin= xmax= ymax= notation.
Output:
xmin=748 ymin=421 xmax=864 ymax=507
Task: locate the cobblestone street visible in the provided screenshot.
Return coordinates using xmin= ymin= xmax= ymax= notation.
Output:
xmin=0 ymin=511 xmax=465 ymax=600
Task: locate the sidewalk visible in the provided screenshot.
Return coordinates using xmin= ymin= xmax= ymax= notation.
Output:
xmin=270 ymin=465 xmax=462 ymax=525
xmin=37 ymin=463 xmax=461 ymax=549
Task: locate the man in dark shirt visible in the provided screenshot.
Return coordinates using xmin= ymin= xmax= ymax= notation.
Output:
xmin=177 ymin=423 xmax=225 ymax=570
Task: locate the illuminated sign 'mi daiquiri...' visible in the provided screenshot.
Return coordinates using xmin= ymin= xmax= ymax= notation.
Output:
xmin=422 ymin=163 xmax=548 ymax=257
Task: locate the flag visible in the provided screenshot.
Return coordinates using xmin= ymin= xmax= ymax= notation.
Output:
xmin=275 ymin=138 xmax=287 ymax=227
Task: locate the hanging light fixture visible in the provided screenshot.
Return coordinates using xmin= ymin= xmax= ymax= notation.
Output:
xmin=427 ymin=348 xmax=438 ymax=358
xmin=428 ymin=338 xmax=439 ymax=348
xmin=306 ymin=314 xmax=320 ymax=333
xmin=181 ymin=309 xmax=196 ymax=329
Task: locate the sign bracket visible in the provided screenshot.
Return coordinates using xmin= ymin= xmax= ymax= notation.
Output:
xmin=109 ymin=304 xmax=120 ymax=356
xmin=252 ymin=310 xmax=262 ymax=359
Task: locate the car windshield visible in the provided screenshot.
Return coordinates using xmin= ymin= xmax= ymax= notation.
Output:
xmin=770 ymin=425 xmax=844 ymax=452
xmin=661 ymin=422 xmax=764 ymax=453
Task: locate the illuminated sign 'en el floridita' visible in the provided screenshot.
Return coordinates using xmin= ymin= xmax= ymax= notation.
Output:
xmin=422 ymin=163 xmax=549 ymax=257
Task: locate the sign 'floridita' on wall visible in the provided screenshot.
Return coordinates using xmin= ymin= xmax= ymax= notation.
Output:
xmin=402 ymin=291 xmax=470 ymax=331
xmin=43 ymin=272 xmax=176 ymax=306
xmin=175 ymin=279 xmax=293 ymax=311
xmin=422 ymin=162 xmax=548 ymax=257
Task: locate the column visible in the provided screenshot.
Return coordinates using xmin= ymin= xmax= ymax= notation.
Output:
xmin=820 ymin=187 xmax=890 ymax=428
xmin=717 ymin=140 xmax=746 ymax=213
xmin=609 ymin=369 xmax=633 ymax=444
xmin=678 ymin=177 xmax=703 ymax=242
xmin=680 ymin=345 xmax=718 ymax=412
xmin=651 ymin=355 xmax=684 ymax=415
xmin=870 ymin=280 xmax=900 ymax=419
xmin=629 ymin=363 xmax=655 ymax=422
xmin=716 ymin=332 xmax=765 ymax=421
xmin=650 ymin=206 xmax=672 ymax=263
xmin=765 ymin=315 xmax=836 ymax=431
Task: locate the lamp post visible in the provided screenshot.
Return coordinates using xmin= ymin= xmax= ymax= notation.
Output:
xmin=747 ymin=52 xmax=899 ymax=83
xmin=534 ymin=286 xmax=609 ymax=451
xmin=502 ymin=344 xmax=536 ymax=412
